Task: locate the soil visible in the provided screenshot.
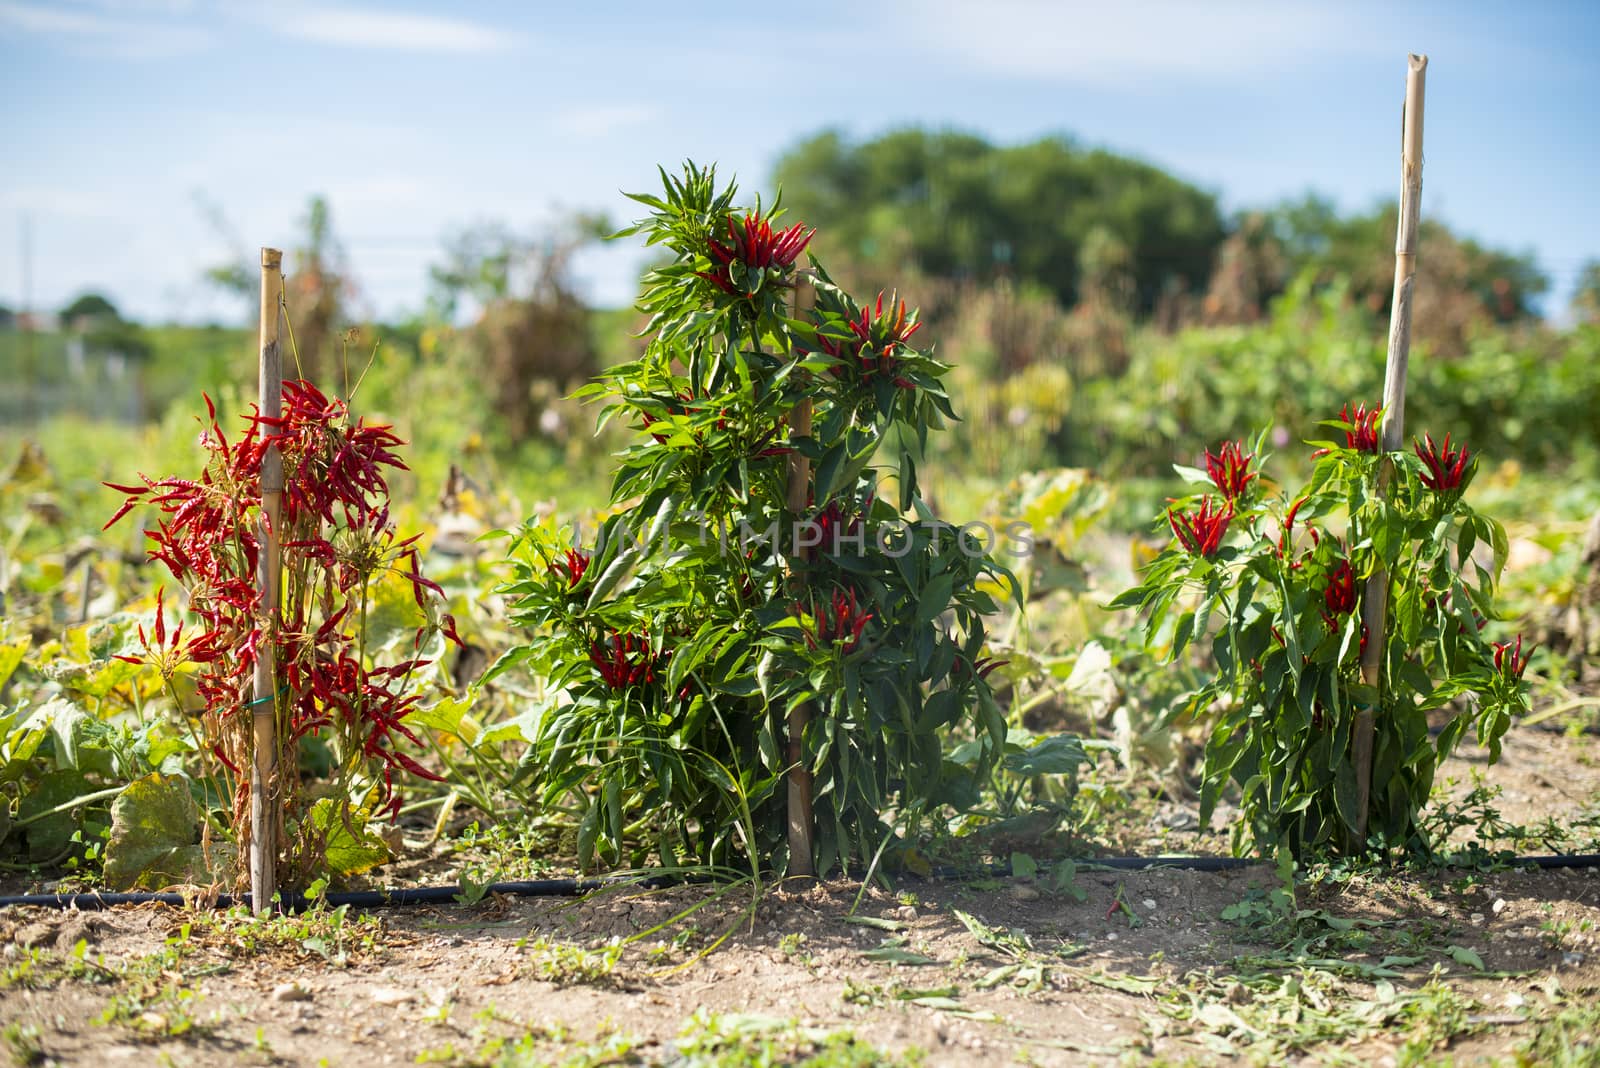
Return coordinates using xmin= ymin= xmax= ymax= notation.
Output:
xmin=4 ymin=721 xmax=1600 ymax=1067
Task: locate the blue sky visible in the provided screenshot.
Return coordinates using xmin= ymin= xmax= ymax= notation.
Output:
xmin=1 ymin=0 xmax=1596 ymax=323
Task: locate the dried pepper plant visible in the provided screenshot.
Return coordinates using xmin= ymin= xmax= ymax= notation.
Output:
xmin=107 ymin=380 xmax=459 ymax=887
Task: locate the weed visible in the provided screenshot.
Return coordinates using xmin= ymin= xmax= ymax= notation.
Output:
xmin=95 ymin=980 xmax=210 ymax=1039
xmin=1 ymin=1022 xmax=45 ymax=1067
xmin=672 ymin=1008 xmax=925 ymax=1067
xmin=523 ymin=936 xmax=622 ymax=985
xmin=1517 ymin=996 xmax=1600 ymax=1068
xmin=777 ymin=931 xmax=815 ymax=969
xmin=181 ymin=903 xmax=385 ymax=966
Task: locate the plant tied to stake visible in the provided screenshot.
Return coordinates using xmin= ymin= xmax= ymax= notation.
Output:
xmin=107 ymin=379 xmax=460 ymax=888
xmin=497 ymin=161 xmax=1020 ymax=876
xmin=1114 ymin=413 xmax=1530 ymax=858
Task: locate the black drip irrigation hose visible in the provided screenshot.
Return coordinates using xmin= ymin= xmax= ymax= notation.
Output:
xmin=4 ymin=853 xmax=1600 ymax=912
xmin=0 ymin=876 xmax=669 ymax=913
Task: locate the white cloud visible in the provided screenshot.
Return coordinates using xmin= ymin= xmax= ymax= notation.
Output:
xmin=275 ymin=6 xmax=520 ymax=54
xmin=902 ymin=0 xmax=1381 ymax=88
xmin=549 ymin=104 xmax=658 ymax=139
xmin=0 ymin=0 xmax=213 ymax=57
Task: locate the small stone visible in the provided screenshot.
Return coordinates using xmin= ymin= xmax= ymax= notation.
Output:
xmin=1471 ymin=913 xmax=1485 ymax=925
xmin=370 ymin=987 xmax=414 ymax=1006
xmin=1011 ymin=885 xmax=1041 ymax=902
xmin=1142 ymin=899 xmax=1158 ymax=911
xmin=1563 ymin=952 xmax=1585 ymax=967
xmin=894 ymin=905 xmax=917 ymax=921
xmin=1107 ymin=932 xmax=1119 ymax=941
xmin=13 ymin=924 xmax=54 ymax=949
xmin=273 ymin=982 xmax=312 ymax=1003
xmin=1492 ymin=899 xmax=1508 ymax=915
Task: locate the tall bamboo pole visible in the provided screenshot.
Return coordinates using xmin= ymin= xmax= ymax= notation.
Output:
xmin=785 ymin=277 xmax=817 ymax=878
xmin=251 ymin=248 xmax=285 ymax=913
xmin=1353 ymin=54 xmax=1427 ymax=846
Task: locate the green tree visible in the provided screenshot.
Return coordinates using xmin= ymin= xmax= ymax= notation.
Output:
xmin=772 ymin=128 xmax=1226 ymax=312
xmin=1572 ymin=260 xmax=1600 ymax=325
xmin=1259 ymin=196 xmax=1548 ymax=351
xmin=59 ymin=292 xmax=120 ymax=324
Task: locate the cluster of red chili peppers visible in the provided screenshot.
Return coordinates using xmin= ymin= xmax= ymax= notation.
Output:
xmin=1204 ymin=441 xmax=1255 ymax=501
xmin=589 ymin=629 xmax=660 ymax=689
xmin=800 ymin=587 xmax=873 ymax=654
xmin=553 ymin=548 xmax=591 ymax=592
xmin=1168 ymin=495 xmax=1234 ymax=558
xmin=1493 ymin=633 xmax=1531 ymax=680
xmin=1339 ymin=402 xmax=1382 ymax=453
xmin=806 ymin=497 xmax=867 ymax=560
xmin=697 ymin=212 xmax=814 ymax=296
xmin=107 ymin=381 xmax=459 ymax=822
xmin=1321 ymin=557 xmax=1359 ymax=624
xmin=814 ymin=292 xmax=922 ymax=389
xmin=1414 ymin=432 xmax=1471 ymax=493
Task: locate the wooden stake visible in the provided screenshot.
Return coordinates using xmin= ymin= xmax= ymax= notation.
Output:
xmin=250 ymin=247 xmax=285 ymax=914
xmin=785 ymin=277 xmax=817 ymax=879
xmin=1354 ymin=54 xmax=1427 ymax=847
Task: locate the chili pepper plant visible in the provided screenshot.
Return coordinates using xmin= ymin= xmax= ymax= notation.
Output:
xmin=496 ymin=162 xmax=1018 ymax=876
xmin=107 ymin=380 xmax=461 ymax=888
xmin=1112 ymin=410 xmax=1531 ymax=857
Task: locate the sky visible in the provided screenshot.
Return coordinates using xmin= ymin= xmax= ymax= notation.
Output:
xmin=1 ymin=0 xmax=1597 ymax=324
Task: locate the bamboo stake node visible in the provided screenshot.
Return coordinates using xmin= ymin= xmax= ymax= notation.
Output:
xmin=250 ymin=247 xmax=284 ymax=914
xmin=1354 ymin=54 xmax=1426 ymax=848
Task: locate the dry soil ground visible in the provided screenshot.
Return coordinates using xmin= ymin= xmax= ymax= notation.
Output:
xmin=4 ymin=723 xmax=1600 ymax=1067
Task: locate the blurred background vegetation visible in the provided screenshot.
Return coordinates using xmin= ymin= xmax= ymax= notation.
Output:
xmin=3 ymin=125 xmax=1599 ymax=876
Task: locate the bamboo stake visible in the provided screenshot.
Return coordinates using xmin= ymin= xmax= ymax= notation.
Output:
xmin=785 ymin=277 xmax=818 ymax=879
xmin=250 ymin=248 xmax=285 ymax=914
xmin=1353 ymin=54 xmax=1427 ymax=847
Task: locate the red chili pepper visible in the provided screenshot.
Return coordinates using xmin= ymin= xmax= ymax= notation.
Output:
xmin=1204 ymin=441 xmax=1256 ymax=501
xmin=1413 ymin=432 xmax=1471 ymax=493
xmin=1493 ymin=633 xmax=1531 ymax=680
xmin=1321 ymin=558 xmax=1359 ymax=625
xmin=1168 ymin=496 xmax=1234 ymax=558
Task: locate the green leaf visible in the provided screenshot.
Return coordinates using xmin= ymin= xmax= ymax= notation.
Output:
xmin=1075 ymin=970 xmax=1161 ymax=995
xmin=1443 ymin=944 xmax=1485 ymax=970
xmin=309 ymin=798 xmax=390 ymax=878
xmin=102 ymin=773 xmax=216 ymax=891
xmin=1010 ymin=851 xmax=1037 ymax=879
xmin=15 ymin=769 xmax=92 ymax=861
xmin=862 ymin=941 xmax=938 ymax=966
xmin=916 ymin=573 xmax=955 ymax=626
xmin=1334 ymin=761 xmax=1361 ymax=835
xmin=585 ymin=546 xmax=638 ymax=610
xmin=0 ymin=625 xmax=30 ymax=693
xmin=1002 ymin=733 xmax=1092 ymax=777
xmin=406 ymin=695 xmax=477 ymax=744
